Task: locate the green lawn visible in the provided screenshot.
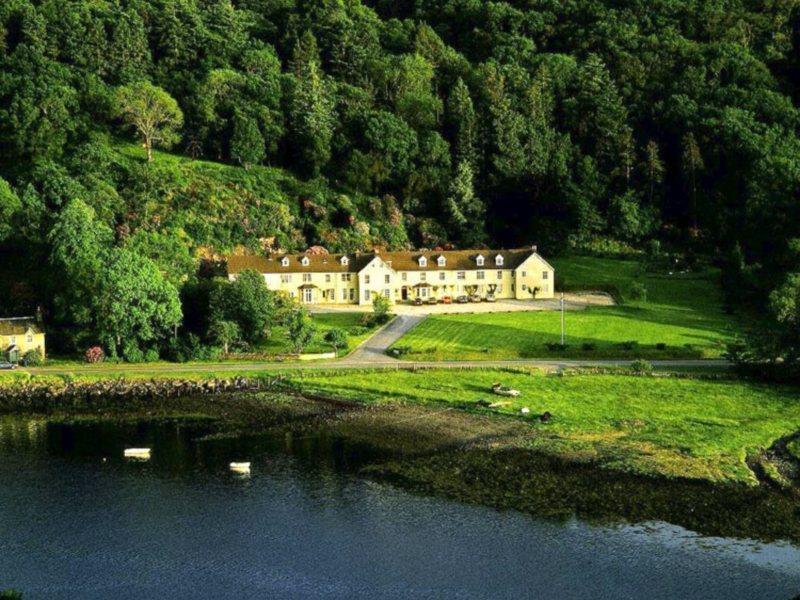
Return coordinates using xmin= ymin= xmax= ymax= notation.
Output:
xmin=258 ymin=312 xmax=376 ymax=356
xmin=287 ymin=369 xmax=800 ymax=484
xmin=393 ymin=256 xmax=740 ymax=360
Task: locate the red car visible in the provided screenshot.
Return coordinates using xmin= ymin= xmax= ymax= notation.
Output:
xmin=441 ymin=296 xmax=453 ymax=304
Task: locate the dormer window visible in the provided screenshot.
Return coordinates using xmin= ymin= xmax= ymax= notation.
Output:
xmin=281 ymin=257 xmax=290 ymax=267
xmin=476 ymin=255 xmax=485 ymax=267
xmin=301 ymin=256 xmax=310 ymax=266
xmin=495 ymin=255 xmax=504 ymax=267
xmin=340 ymin=256 xmax=349 ymax=266
xmin=418 ymin=256 xmax=428 ymax=268
xmin=437 ymin=256 xmax=446 ymax=267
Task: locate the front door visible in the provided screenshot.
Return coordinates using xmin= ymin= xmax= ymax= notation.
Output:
xmin=303 ymin=288 xmax=313 ymax=303
xmin=401 ymin=286 xmax=408 ymax=301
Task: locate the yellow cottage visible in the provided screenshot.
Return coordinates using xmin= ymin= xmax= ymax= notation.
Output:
xmin=0 ymin=317 xmax=46 ymax=363
xmin=227 ymin=246 xmax=555 ymax=306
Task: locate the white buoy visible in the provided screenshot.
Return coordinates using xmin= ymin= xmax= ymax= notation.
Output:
xmin=124 ymin=448 xmax=151 ymax=460
xmin=229 ymin=462 xmax=251 ymax=474
xmin=520 ymin=407 xmax=530 ymax=415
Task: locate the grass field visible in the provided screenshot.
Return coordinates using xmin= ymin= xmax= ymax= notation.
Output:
xmin=392 ymin=256 xmax=740 ymax=360
xmin=287 ymin=369 xmax=800 ymax=485
xmin=258 ymin=312 xmax=377 ymax=356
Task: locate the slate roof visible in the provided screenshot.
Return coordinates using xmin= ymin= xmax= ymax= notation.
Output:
xmin=0 ymin=317 xmax=42 ymax=336
xmin=226 ymin=248 xmax=542 ymax=275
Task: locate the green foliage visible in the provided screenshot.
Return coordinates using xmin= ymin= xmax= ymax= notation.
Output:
xmin=208 ymin=319 xmax=241 ymax=354
xmin=323 ymin=328 xmax=348 ymax=352
xmin=114 ymin=81 xmax=183 ymax=161
xmin=210 ymin=270 xmax=277 ymax=345
xmin=372 ymin=293 xmax=391 ymax=323
xmin=22 ymin=348 xmax=43 ymax=366
xmin=0 ymin=178 xmax=22 ymax=241
xmin=286 ymin=307 xmax=316 ymax=353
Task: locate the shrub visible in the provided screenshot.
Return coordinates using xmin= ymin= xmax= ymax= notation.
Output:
xmin=388 ymin=345 xmax=411 ymax=357
xmin=324 ymin=328 xmax=348 ymax=352
xmin=545 ymin=342 xmax=568 ymax=351
xmin=628 ymin=282 xmax=647 ymax=302
xmin=620 ymin=340 xmax=639 ymax=351
xmin=581 ymin=342 xmax=596 ymax=351
xmin=142 ymin=347 xmax=160 ymax=362
xmin=348 ymin=326 xmax=369 ymax=336
xmin=655 ymin=342 xmax=667 ymax=351
xmin=372 ymin=294 xmax=391 ymax=322
xmin=630 ymin=359 xmax=654 ymax=373
xmin=122 ymin=342 xmax=145 ymax=363
xmin=85 ymin=346 xmax=105 ymax=363
xmin=21 ymin=348 xmax=43 ymax=366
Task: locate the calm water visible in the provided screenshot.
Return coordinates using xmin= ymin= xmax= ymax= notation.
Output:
xmin=0 ymin=418 xmax=799 ymax=600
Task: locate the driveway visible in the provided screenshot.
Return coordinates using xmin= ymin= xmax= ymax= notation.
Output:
xmin=313 ymin=292 xmax=613 ymax=316
xmin=343 ymin=315 xmax=425 ymax=364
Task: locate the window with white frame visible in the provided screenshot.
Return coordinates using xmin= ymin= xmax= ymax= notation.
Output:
xmin=401 ymin=272 xmax=407 ymax=281
xmin=383 ymin=289 xmax=390 ymax=298
xmin=341 ymin=256 xmax=349 ymax=266
xmin=281 ymin=257 xmax=290 ymax=267
xmin=420 ymin=273 xmax=426 ymax=282
xmin=496 ymin=271 xmax=502 ymax=280
xmin=457 ymin=271 xmax=465 ymax=280
xmin=27 ymin=334 xmax=33 ymax=343
xmin=342 ymin=289 xmax=348 ymax=301
xmin=542 ymin=271 xmax=549 ymax=280
xmin=418 ymin=256 xmax=427 ymax=267
xmin=437 ymin=256 xmax=446 ymax=267
xmin=495 ymin=255 xmax=504 ymax=266
xmin=301 ymin=256 xmax=310 ymax=266
xmin=476 ymin=255 xmax=484 ymax=266
xmin=364 ymin=290 xmax=371 ymax=301
xmin=302 ymin=273 xmax=312 ymax=283
xmin=349 ymin=288 xmax=355 ymax=301
xmin=281 ymin=274 xmax=291 ymax=283
xmin=522 ymin=271 xmax=527 ymax=277
xmin=341 ymin=273 xmax=351 ymax=282
xmin=384 ymin=274 xmax=390 ymax=284
xmin=325 ymin=274 xmax=331 ymax=282
xmin=365 ymin=274 xmax=370 ymax=284
xmin=477 ymin=271 xmax=485 ymax=280
xmin=439 ymin=271 xmax=445 ymax=280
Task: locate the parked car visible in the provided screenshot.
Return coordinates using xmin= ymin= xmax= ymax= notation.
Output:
xmin=456 ymin=295 xmax=469 ymax=303
xmin=485 ymin=294 xmax=497 ymax=302
xmin=441 ymin=296 xmax=453 ymax=304
xmin=0 ymin=362 xmax=17 ymax=370
xmin=413 ymin=297 xmax=424 ymax=306
xmin=468 ymin=294 xmax=481 ymax=303
xmin=426 ymin=297 xmax=438 ymax=305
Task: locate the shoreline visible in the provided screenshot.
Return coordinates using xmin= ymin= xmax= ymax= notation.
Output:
xmin=1 ymin=387 xmax=799 ymax=545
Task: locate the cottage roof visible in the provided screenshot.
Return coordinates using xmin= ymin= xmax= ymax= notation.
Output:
xmin=227 ymin=248 xmax=541 ymax=275
xmin=0 ymin=317 xmax=41 ymax=336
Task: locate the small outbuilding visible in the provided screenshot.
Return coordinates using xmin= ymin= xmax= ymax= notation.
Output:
xmin=0 ymin=317 xmax=45 ymax=363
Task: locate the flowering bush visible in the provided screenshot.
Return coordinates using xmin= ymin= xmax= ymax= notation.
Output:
xmin=85 ymin=346 xmax=105 ymax=364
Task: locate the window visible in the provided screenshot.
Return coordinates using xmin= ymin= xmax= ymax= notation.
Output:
xmin=495 ymin=255 xmax=504 ymax=266
xmin=542 ymin=271 xmax=549 ymax=280
xmin=10 ymin=336 xmax=16 ymax=345
xmin=383 ymin=289 xmax=390 ymax=298
xmin=418 ymin=256 xmax=427 ymax=267
xmin=457 ymin=271 xmax=465 ymax=280
xmin=281 ymin=274 xmax=291 ymax=284
xmin=419 ymin=287 xmax=428 ymax=298
xmin=365 ymin=274 xmax=370 ymax=284
xmin=476 ymin=255 xmax=485 ymax=266
xmin=437 ymin=256 xmax=446 ymax=267
xmin=301 ymin=256 xmax=310 ymax=266
xmin=325 ymin=274 xmax=331 ymax=282
xmin=340 ymin=256 xmax=349 ymax=266
xmin=350 ymin=288 xmax=355 ymax=301
xmin=327 ymin=288 xmax=334 ymax=299
xmin=302 ymin=273 xmax=312 ymax=283
xmin=497 ymin=285 xmax=503 ymax=293
xmin=477 ymin=271 xmax=485 ymax=280
xmin=522 ymin=271 xmax=527 ymax=277
xmin=303 ymin=288 xmax=313 ymax=303
xmin=364 ymin=290 xmax=371 ymax=301
xmin=420 ymin=273 xmax=426 ymax=282
xmin=341 ymin=273 xmax=351 ymax=282
xmin=496 ymin=271 xmax=502 ymax=280
xmin=342 ymin=289 xmax=348 ymax=301
xmin=385 ymin=274 xmax=390 ymax=284
xmin=281 ymin=257 xmax=290 ymax=267
xmin=439 ymin=271 xmax=445 ymax=281
xmin=27 ymin=334 xmax=33 ymax=343
xmin=401 ymin=272 xmax=407 ymax=281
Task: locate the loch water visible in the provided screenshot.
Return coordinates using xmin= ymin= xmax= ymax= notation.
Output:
xmin=0 ymin=417 xmax=799 ymax=600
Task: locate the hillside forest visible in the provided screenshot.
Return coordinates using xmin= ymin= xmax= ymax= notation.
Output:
xmin=1 ymin=0 xmax=800 ymax=361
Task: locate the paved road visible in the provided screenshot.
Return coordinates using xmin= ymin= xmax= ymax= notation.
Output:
xmin=343 ymin=315 xmax=425 ymax=363
xmin=20 ymin=316 xmax=730 ymax=376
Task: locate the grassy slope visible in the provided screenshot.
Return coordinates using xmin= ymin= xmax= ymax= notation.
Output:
xmin=287 ymin=369 xmax=800 ymax=485
xmin=258 ymin=312 xmax=376 ymax=356
xmin=394 ymin=256 xmax=739 ymax=360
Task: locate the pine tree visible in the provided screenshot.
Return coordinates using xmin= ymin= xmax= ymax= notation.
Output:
xmin=446 ymin=78 xmax=477 ymax=170
xmin=682 ymin=132 xmax=704 ymax=229
xmin=230 ymin=111 xmax=265 ymax=169
xmin=446 ymin=161 xmax=485 ymax=246
xmin=643 ymin=140 xmax=665 ymax=204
